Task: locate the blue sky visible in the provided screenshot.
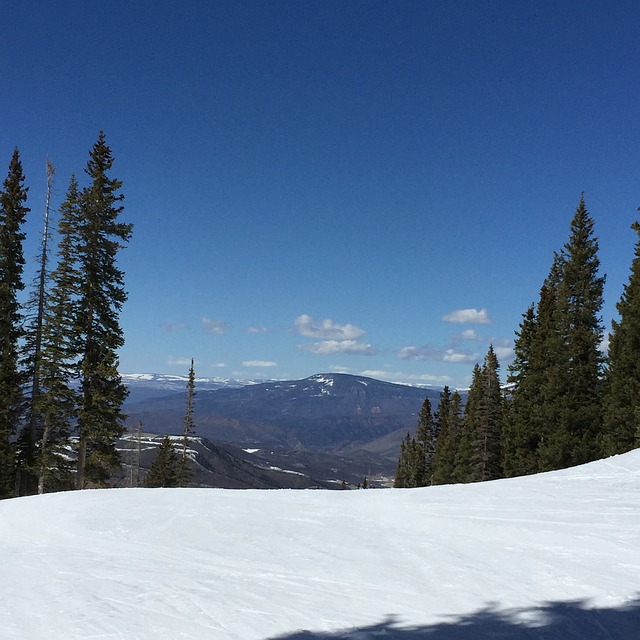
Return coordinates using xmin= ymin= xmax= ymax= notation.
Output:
xmin=2 ymin=0 xmax=639 ymax=388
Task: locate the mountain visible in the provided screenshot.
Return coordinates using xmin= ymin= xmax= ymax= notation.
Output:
xmin=123 ymin=372 xmax=441 ymax=455
xmin=113 ymin=434 xmax=382 ymax=489
xmin=121 ymin=372 xmax=261 ymax=403
xmin=2 ymin=450 xmax=639 ymax=639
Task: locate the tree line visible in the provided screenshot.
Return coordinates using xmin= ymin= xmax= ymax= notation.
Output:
xmin=0 ymin=133 xmax=132 ymax=498
xmin=396 ymin=197 xmax=640 ymax=487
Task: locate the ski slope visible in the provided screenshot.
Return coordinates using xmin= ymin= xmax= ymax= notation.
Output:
xmin=1 ymin=451 xmax=639 ymax=639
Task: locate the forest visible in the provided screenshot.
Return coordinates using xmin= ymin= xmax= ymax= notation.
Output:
xmin=395 ymin=197 xmax=640 ymax=487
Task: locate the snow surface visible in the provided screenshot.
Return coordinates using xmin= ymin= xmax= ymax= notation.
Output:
xmin=1 ymin=452 xmax=640 ymax=639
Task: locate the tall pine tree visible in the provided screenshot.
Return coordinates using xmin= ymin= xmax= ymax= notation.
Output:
xmin=176 ymin=358 xmax=196 ymax=486
xmin=602 ymin=218 xmax=640 ymax=455
xmin=431 ymin=386 xmax=463 ymax=485
xmin=74 ymin=133 xmax=132 ymax=488
xmin=0 ymin=149 xmax=29 ymax=499
xmin=539 ymin=196 xmax=605 ymax=468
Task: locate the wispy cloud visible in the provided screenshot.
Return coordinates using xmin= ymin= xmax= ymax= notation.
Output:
xmin=202 ymin=317 xmax=227 ymax=334
xmin=242 ymin=360 xmax=277 ymax=367
xmin=294 ymin=314 xmax=365 ymax=340
xmin=330 ymin=365 xmax=353 ymax=374
xmin=167 ymin=356 xmax=197 ymax=367
xmin=247 ymin=326 xmax=268 ymax=334
xmin=397 ymin=344 xmax=479 ymax=364
xmin=162 ymin=322 xmax=187 ymax=332
xmin=211 ymin=362 xmax=226 ymax=368
xmin=360 ymin=370 xmax=453 ymax=385
xmin=442 ymin=308 xmax=491 ymax=324
xmin=299 ymin=340 xmax=378 ymax=355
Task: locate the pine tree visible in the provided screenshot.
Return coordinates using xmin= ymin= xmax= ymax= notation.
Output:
xmin=0 ymin=149 xmax=29 ymax=499
xmin=176 ymin=358 xmax=196 ymax=486
xmin=502 ymin=304 xmax=539 ymax=477
xmin=539 ymin=196 xmax=605 ymax=468
xmin=505 ymin=197 xmax=606 ymax=475
xmin=35 ymin=176 xmax=84 ymax=494
xmin=414 ymin=395 xmax=437 ymax=485
xmin=602 ymin=218 xmax=640 ymax=455
xmin=72 ymin=133 xmax=133 ymax=488
xmin=17 ymin=160 xmax=55 ymax=495
xmin=469 ymin=345 xmax=503 ymax=482
xmin=453 ymin=363 xmax=481 ymax=483
xmin=144 ymin=436 xmax=180 ymax=488
xmin=431 ymin=387 xmax=463 ymax=485
xmin=394 ymin=432 xmax=411 ymax=487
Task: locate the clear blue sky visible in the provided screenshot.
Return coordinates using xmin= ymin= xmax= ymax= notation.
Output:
xmin=2 ymin=0 xmax=639 ymax=388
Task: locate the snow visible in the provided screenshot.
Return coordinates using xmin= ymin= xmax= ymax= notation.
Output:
xmin=1 ymin=451 xmax=640 ymax=639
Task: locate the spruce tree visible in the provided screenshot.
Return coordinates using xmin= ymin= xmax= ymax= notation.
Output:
xmin=35 ymin=176 xmax=84 ymax=494
xmin=502 ymin=304 xmax=542 ymax=477
xmin=72 ymin=133 xmax=133 ymax=488
xmin=393 ymin=431 xmax=412 ymax=487
xmin=176 ymin=358 xmax=196 ymax=486
xmin=602 ymin=218 xmax=640 ymax=455
xmin=17 ymin=160 xmax=55 ymax=495
xmin=469 ymin=345 xmax=503 ymax=482
xmin=414 ymin=395 xmax=437 ymax=486
xmin=453 ymin=363 xmax=481 ymax=483
xmin=431 ymin=387 xmax=463 ymax=485
xmin=144 ymin=436 xmax=180 ymax=488
xmin=540 ymin=196 xmax=605 ymax=468
xmin=0 ymin=149 xmax=29 ymax=499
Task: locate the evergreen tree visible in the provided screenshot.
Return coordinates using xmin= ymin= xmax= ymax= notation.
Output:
xmin=602 ymin=218 xmax=640 ymax=455
xmin=35 ymin=176 xmax=84 ymax=494
xmin=17 ymin=160 xmax=55 ymax=495
xmin=469 ymin=345 xmax=503 ymax=482
xmin=72 ymin=133 xmax=133 ymax=488
xmin=176 ymin=358 xmax=196 ymax=486
xmin=393 ymin=431 xmax=413 ymax=487
xmin=414 ymin=395 xmax=437 ymax=485
xmin=505 ymin=197 xmax=606 ymax=475
xmin=144 ymin=436 xmax=180 ymax=488
xmin=539 ymin=196 xmax=605 ymax=468
xmin=431 ymin=386 xmax=463 ymax=485
xmin=0 ymin=149 xmax=29 ymax=499
xmin=453 ymin=363 xmax=481 ymax=483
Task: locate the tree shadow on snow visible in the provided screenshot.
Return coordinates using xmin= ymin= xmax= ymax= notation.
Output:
xmin=269 ymin=597 xmax=640 ymax=640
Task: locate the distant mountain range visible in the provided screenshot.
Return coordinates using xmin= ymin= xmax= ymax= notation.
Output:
xmin=122 ymin=373 xmax=442 ymax=483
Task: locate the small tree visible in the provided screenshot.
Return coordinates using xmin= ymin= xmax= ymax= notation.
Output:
xmin=176 ymin=358 xmax=196 ymax=486
xmin=145 ymin=437 xmax=180 ymax=488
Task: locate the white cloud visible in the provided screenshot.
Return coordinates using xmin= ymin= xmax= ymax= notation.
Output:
xmin=330 ymin=365 xmax=353 ymax=374
xmin=299 ymin=340 xmax=378 ymax=355
xmin=211 ymin=362 xmax=226 ymax=368
xmin=294 ymin=314 xmax=365 ymax=340
xmin=167 ymin=356 xmax=196 ymax=367
xmin=163 ymin=322 xmax=187 ymax=332
xmin=599 ymin=334 xmax=610 ymax=354
xmin=247 ymin=326 xmax=268 ymax=334
xmin=442 ymin=308 xmax=492 ymax=324
xmin=202 ymin=317 xmax=227 ymax=334
xmin=360 ymin=370 xmax=453 ymax=385
xmin=242 ymin=360 xmax=277 ymax=367
xmin=443 ymin=349 xmax=479 ymax=364
xmin=493 ymin=345 xmax=515 ymax=361
xmin=460 ymin=329 xmax=480 ymax=340
xmin=397 ymin=344 xmax=478 ymax=364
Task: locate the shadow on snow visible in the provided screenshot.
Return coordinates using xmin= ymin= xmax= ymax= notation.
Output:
xmin=269 ymin=597 xmax=640 ymax=640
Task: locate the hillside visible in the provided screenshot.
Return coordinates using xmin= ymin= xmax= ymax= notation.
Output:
xmin=1 ymin=450 xmax=639 ymax=639
xmin=123 ymin=372 xmax=440 ymax=456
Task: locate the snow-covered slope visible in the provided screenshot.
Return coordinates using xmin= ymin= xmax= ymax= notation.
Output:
xmin=1 ymin=452 xmax=639 ymax=639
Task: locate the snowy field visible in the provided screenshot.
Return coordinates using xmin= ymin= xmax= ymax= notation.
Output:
xmin=1 ymin=451 xmax=639 ymax=639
